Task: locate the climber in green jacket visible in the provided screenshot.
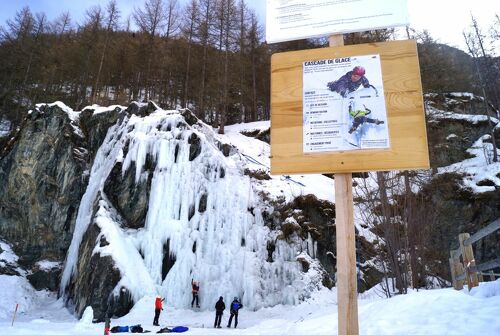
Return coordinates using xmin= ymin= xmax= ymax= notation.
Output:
xmin=348 ymin=102 xmax=384 ymax=134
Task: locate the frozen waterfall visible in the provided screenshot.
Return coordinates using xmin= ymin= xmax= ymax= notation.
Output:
xmin=61 ymin=104 xmax=322 ymax=312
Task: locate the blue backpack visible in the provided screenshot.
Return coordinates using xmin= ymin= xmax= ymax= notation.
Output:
xmin=171 ymin=326 xmax=189 ymax=333
xmin=231 ymin=302 xmax=240 ymax=310
xmin=110 ymin=325 xmax=129 ymax=333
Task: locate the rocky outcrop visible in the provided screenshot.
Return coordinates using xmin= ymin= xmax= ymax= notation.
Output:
xmin=426 ymin=93 xmax=500 ymax=167
xmin=79 ymin=106 xmax=123 ymax=161
xmin=0 ymin=104 xmax=87 ymax=266
xmin=103 ymin=161 xmax=153 ymax=229
xmin=262 ymin=194 xmax=380 ymax=291
xmin=27 ymin=267 xmax=62 ymax=291
xmin=66 ymin=193 xmax=132 ymax=321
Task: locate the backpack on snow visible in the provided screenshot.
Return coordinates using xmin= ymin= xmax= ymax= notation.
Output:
xmin=171 ymin=326 xmax=189 ymax=333
xmin=130 ymin=324 xmax=144 ymax=333
xmin=110 ymin=325 xmax=129 ymax=333
xmin=156 ymin=326 xmax=188 ymax=333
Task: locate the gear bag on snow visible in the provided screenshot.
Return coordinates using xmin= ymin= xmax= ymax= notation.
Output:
xmin=110 ymin=325 xmax=129 ymax=333
xmin=156 ymin=326 xmax=189 ymax=333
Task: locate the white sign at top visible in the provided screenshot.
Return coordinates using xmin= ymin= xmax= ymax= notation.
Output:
xmin=266 ymin=0 xmax=409 ymax=44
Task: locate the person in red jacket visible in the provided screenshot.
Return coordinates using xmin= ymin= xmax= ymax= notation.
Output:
xmin=153 ymin=295 xmax=165 ymax=326
xmin=191 ymin=279 xmax=200 ymax=308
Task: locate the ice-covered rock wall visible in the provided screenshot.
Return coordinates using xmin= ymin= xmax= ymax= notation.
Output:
xmin=61 ymin=103 xmax=323 ymax=319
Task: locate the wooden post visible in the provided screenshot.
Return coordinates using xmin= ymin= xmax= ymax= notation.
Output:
xmin=329 ymin=35 xmax=344 ymax=47
xmin=104 ymin=318 xmax=110 ymax=335
xmin=449 ymin=252 xmax=464 ymax=290
xmin=489 ymin=271 xmax=495 ymax=281
xmin=459 ymin=233 xmax=479 ymax=290
xmin=478 ymin=272 xmax=484 ymax=283
xmin=330 ymin=34 xmax=359 ymax=335
xmin=335 ymin=173 xmax=359 ymax=335
xmin=449 ymin=256 xmax=458 ymax=290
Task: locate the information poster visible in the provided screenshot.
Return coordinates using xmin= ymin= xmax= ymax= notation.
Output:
xmin=303 ymin=54 xmax=390 ymax=153
xmin=266 ymin=0 xmax=408 ymax=44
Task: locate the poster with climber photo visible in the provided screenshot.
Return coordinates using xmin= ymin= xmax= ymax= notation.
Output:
xmin=302 ymin=54 xmax=390 ymax=153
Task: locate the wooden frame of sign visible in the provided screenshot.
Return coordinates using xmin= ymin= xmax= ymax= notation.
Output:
xmin=270 ymin=39 xmax=429 ymax=174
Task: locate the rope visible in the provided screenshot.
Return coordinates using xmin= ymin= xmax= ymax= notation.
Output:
xmin=280 ymin=175 xmax=306 ymax=187
xmin=240 ymin=152 xmax=268 ymax=169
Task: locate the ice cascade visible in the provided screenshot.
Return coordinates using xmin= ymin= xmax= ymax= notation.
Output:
xmin=61 ymin=106 xmax=322 ymax=311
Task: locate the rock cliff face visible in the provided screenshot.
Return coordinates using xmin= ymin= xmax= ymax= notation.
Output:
xmin=0 ymin=104 xmax=87 ymax=269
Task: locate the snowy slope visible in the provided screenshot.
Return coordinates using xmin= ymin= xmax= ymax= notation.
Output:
xmin=1 ymin=274 xmax=499 ymax=334
xmin=426 ymin=102 xmax=500 ymax=193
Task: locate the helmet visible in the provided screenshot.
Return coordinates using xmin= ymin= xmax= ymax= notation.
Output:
xmin=352 ymin=66 xmax=365 ymax=76
xmin=234 ymin=297 xmax=238 ymax=301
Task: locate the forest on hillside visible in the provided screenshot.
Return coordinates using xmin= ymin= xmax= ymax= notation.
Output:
xmin=0 ymin=0 xmax=498 ymax=132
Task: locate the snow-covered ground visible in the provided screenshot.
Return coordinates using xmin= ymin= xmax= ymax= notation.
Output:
xmin=1 ymin=274 xmax=499 ymax=334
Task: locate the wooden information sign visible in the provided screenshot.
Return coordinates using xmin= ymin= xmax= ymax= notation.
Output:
xmin=271 ymin=39 xmax=429 ymax=174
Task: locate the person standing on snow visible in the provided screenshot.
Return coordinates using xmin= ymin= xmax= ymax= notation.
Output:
xmin=227 ymin=297 xmax=243 ymax=328
xmin=327 ymin=66 xmax=378 ymax=98
xmin=153 ymin=295 xmax=165 ymax=326
xmin=191 ymin=279 xmax=200 ymax=308
xmin=214 ymin=296 xmax=225 ymax=328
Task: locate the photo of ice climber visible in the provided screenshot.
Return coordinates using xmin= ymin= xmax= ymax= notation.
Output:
xmin=348 ymin=101 xmax=384 ymax=134
xmin=327 ymin=66 xmax=378 ymax=98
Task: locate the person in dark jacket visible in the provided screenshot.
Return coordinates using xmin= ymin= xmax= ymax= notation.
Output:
xmin=153 ymin=296 xmax=165 ymax=326
xmin=227 ymin=297 xmax=243 ymax=328
xmin=327 ymin=66 xmax=377 ymax=98
xmin=214 ymin=296 xmax=225 ymax=328
xmin=191 ymin=279 xmax=200 ymax=308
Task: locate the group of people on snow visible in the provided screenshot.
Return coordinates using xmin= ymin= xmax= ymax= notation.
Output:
xmin=214 ymin=296 xmax=243 ymax=328
xmin=153 ymin=279 xmax=244 ymax=329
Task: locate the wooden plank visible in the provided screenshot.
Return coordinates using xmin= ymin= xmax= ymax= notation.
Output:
xmin=335 ymin=173 xmax=359 ymax=335
xmin=458 ymin=258 xmax=500 ymax=279
xmin=449 ymin=252 xmax=464 ymax=290
xmin=451 ymin=247 xmax=461 ymax=260
xmin=476 ymin=257 xmax=500 ymax=272
xmin=271 ymin=39 xmax=429 ymax=174
xmin=459 ymin=233 xmax=479 ymax=290
xmin=464 ymin=218 xmax=500 ymax=246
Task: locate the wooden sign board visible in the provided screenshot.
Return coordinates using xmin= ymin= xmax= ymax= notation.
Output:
xmin=271 ymin=39 xmax=429 ymax=174
xmin=266 ymin=0 xmax=409 ymax=44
